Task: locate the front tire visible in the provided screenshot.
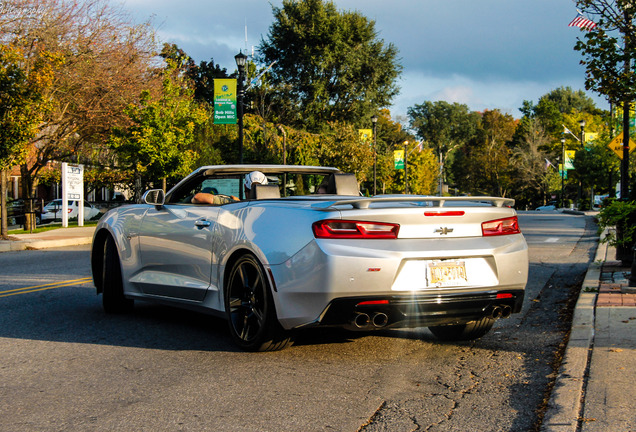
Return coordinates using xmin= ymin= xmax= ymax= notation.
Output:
xmin=428 ymin=316 xmax=495 ymax=341
xmin=102 ymin=235 xmax=133 ymax=313
xmin=225 ymin=254 xmax=292 ymax=351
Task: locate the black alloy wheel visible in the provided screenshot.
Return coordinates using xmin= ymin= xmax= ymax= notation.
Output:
xmin=225 ymin=254 xmax=291 ymax=351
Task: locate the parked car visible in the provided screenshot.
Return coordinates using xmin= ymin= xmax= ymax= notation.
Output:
xmin=91 ymin=165 xmax=529 ymax=351
xmin=0 ymin=198 xmax=25 ymax=226
xmin=39 ymin=199 xmax=101 ymax=223
xmin=535 ymin=204 xmax=557 ymax=211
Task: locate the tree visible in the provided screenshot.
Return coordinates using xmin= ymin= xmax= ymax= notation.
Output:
xmin=259 ymin=0 xmax=402 ymax=131
xmin=509 ymin=118 xmax=557 ymax=208
xmin=0 ymin=44 xmax=57 ymax=238
xmin=108 ymin=63 xmax=208 ymax=198
xmin=160 ymin=43 xmax=230 ymax=105
xmin=574 ymin=0 xmax=636 ymax=199
xmin=452 ymin=110 xmax=516 ymax=197
xmin=1 ymin=0 xmax=158 ymax=200
xmin=408 ymin=101 xmax=481 ymax=190
xmin=542 ymin=86 xmax=600 ymax=115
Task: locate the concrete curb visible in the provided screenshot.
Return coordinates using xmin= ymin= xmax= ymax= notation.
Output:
xmin=541 ymin=230 xmax=607 ymax=431
xmin=0 ymin=233 xmax=93 ymax=253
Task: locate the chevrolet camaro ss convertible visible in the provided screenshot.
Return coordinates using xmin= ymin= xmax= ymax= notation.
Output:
xmin=91 ymin=165 xmax=528 ymax=351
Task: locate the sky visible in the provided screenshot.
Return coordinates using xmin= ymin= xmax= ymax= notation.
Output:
xmin=118 ymin=0 xmax=606 ymax=121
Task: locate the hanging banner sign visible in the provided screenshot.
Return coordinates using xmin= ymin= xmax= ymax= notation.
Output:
xmin=61 ymin=162 xmax=84 ymax=227
xmin=394 ymin=150 xmax=405 ymax=169
xmin=564 ymin=150 xmax=575 ymax=170
xmin=213 ymin=79 xmax=237 ymax=124
xmin=358 ymin=129 xmax=372 ymax=144
xmin=559 ymin=164 xmax=567 ymax=179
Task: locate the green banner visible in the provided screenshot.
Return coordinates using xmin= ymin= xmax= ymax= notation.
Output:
xmin=394 ymin=149 xmax=404 ymax=169
xmin=213 ymin=79 xmax=237 ymax=124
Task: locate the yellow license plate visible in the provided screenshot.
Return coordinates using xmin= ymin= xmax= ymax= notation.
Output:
xmin=427 ymin=261 xmax=468 ymax=287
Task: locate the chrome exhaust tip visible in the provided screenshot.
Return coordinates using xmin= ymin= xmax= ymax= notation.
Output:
xmin=372 ymin=312 xmax=389 ymax=328
xmin=353 ymin=313 xmax=370 ymax=329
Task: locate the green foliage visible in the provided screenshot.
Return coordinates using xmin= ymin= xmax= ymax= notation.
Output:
xmin=108 ymin=66 xmax=208 ymax=184
xmin=259 ymin=0 xmax=402 ymax=131
xmin=0 ymin=45 xmax=57 ymax=169
xmin=597 ymin=199 xmax=636 ymax=247
xmin=318 ymin=121 xmax=374 ymax=179
xmin=574 ymin=1 xmax=636 ymax=103
xmin=408 ymin=101 xmax=481 ymax=156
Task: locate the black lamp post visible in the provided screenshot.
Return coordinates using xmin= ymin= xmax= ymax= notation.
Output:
xmin=235 ymin=51 xmax=247 ymax=164
xmin=578 ymin=120 xmax=585 ymax=208
xmin=371 ymin=115 xmax=378 ymax=195
xmin=404 ymin=141 xmax=408 ymax=194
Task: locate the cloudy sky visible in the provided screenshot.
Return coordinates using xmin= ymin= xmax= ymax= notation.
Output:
xmin=119 ymin=0 xmax=605 ymax=120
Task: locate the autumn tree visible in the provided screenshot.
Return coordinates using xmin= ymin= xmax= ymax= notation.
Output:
xmin=0 ymin=44 xmax=58 ymax=237
xmin=0 ymin=0 xmax=158 ymax=199
xmin=108 ymin=63 xmax=208 ymax=198
xmin=259 ymin=0 xmax=401 ymax=131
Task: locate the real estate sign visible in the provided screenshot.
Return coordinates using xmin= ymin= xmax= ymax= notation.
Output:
xmin=61 ymin=162 xmax=84 ymax=227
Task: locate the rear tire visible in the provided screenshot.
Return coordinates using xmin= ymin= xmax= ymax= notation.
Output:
xmin=428 ymin=316 xmax=495 ymax=341
xmin=102 ymin=235 xmax=133 ymax=313
xmin=225 ymin=254 xmax=292 ymax=351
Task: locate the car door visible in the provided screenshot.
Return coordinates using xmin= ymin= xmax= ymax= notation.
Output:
xmin=135 ymin=204 xmax=220 ymax=302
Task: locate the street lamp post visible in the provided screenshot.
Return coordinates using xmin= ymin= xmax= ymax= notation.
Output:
xmin=578 ymin=119 xmax=585 ymax=208
xmin=404 ymin=141 xmax=408 ymax=194
xmin=235 ymin=51 xmax=247 ymax=164
xmin=371 ymin=115 xmax=378 ymax=195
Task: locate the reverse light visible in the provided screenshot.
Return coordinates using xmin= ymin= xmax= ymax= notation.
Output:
xmin=481 ymin=216 xmax=520 ymax=236
xmin=312 ymin=219 xmax=400 ymax=239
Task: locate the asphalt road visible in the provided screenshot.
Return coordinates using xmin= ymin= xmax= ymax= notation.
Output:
xmin=0 ymin=211 xmax=597 ymax=432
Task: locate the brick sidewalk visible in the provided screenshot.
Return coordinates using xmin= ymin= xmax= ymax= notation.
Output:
xmin=598 ymin=261 xmax=636 ymax=307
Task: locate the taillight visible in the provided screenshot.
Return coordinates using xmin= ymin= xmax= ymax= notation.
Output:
xmin=482 ymin=216 xmax=520 ymax=236
xmin=312 ymin=219 xmax=400 ymax=239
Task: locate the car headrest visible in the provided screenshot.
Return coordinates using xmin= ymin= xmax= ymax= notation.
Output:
xmin=327 ymin=173 xmax=359 ymax=196
xmin=249 ymin=184 xmax=281 ymax=199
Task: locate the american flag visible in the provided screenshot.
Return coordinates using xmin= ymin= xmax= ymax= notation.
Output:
xmin=568 ymin=12 xmax=597 ymax=30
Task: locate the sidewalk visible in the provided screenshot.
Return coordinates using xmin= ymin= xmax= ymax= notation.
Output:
xmin=542 ymin=230 xmax=636 ymax=432
xmin=0 ymin=225 xmax=95 ymax=252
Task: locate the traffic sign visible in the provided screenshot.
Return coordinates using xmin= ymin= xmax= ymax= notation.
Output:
xmin=607 ymin=132 xmax=636 ymax=159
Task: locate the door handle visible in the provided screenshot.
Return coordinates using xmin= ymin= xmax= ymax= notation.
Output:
xmin=195 ymin=219 xmax=211 ymax=228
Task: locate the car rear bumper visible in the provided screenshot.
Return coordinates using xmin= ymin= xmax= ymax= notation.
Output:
xmin=315 ymin=289 xmax=524 ymax=330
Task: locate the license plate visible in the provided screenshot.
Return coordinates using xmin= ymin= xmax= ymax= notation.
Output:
xmin=427 ymin=261 xmax=468 ymax=287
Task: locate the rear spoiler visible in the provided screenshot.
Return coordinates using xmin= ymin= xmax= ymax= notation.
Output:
xmin=314 ymin=196 xmax=515 ymax=210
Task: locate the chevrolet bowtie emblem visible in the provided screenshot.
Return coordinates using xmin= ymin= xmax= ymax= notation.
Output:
xmin=434 ymin=227 xmax=453 ymax=235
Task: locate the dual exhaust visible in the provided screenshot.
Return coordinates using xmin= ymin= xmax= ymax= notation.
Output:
xmin=353 ymin=312 xmax=389 ymax=329
xmin=489 ymin=304 xmax=512 ymax=320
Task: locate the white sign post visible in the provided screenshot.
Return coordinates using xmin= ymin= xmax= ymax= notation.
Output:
xmin=61 ymin=162 xmax=84 ymax=228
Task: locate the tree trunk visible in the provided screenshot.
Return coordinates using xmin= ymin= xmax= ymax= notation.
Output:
xmin=1 ymin=169 xmax=8 ymax=240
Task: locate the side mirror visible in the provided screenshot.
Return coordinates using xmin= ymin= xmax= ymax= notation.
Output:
xmin=142 ymin=189 xmax=165 ymax=208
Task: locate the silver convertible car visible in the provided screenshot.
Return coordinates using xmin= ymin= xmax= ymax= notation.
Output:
xmin=91 ymin=165 xmax=528 ymax=351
